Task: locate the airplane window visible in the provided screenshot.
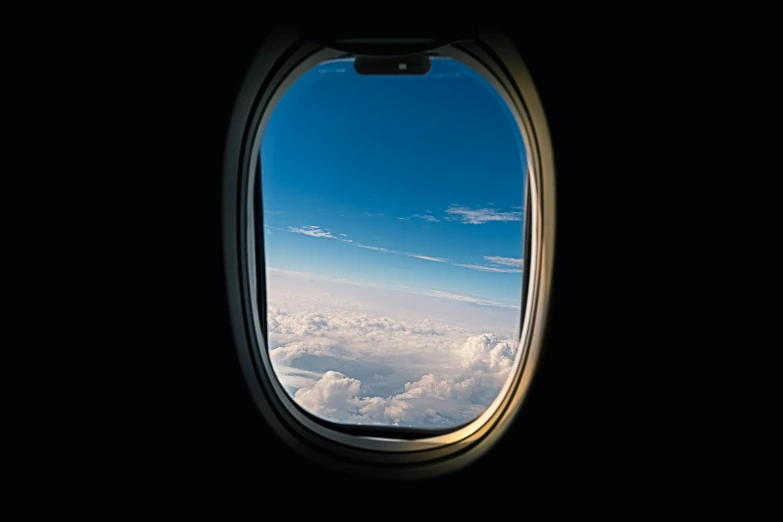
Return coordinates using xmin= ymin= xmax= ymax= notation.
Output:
xmin=257 ymin=55 xmax=528 ymax=429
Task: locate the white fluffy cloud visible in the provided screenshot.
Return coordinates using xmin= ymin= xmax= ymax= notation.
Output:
xmin=295 ymin=371 xmax=485 ymax=426
xmin=283 ymin=332 xmax=516 ymax=426
xmin=293 ymin=371 xmax=363 ymax=421
xmin=445 ymin=205 xmax=523 ymax=225
xmin=457 ymin=333 xmax=516 ymax=373
xmin=269 ymin=339 xmax=340 ymax=364
xmin=265 ymin=270 xmax=520 ymax=427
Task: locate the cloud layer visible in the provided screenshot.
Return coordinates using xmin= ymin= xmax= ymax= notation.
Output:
xmin=265 ymin=270 xmax=521 ymax=427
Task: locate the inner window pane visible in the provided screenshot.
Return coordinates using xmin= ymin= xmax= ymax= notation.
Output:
xmin=258 ymin=56 xmax=527 ymax=429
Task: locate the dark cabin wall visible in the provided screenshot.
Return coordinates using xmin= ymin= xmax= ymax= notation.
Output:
xmin=5 ymin=5 xmax=674 ymax=503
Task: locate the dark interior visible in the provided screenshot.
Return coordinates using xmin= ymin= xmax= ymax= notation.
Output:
xmin=4 ymin=7 xmax=683 ymax=502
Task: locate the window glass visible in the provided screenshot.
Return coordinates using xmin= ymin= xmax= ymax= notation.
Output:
xmin=259 ymin=56 xmax=527 ymax=428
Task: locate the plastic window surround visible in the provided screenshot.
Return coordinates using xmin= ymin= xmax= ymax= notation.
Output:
xmin=223 ymin=26 xmax=555 ymax=478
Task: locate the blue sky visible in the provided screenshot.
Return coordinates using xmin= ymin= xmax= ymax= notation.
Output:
xmin=259 ymin=56 xmax=527 ymax=305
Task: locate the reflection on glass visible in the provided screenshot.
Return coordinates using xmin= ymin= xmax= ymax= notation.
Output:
xmin=259 ymin=56 xmax=527 ymax=428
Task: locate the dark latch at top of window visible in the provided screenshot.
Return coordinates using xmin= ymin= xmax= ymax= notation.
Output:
xmin=354 ymin=54 xmax=431 ymax=75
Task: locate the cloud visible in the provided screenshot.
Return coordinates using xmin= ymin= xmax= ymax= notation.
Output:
xmin=483 ymin=256 xmax=523 ymax=268
xmin=396 ymin=217 xmax=410 ymax=221
xmin=406 ymin=254 xmax=448 ymax=262
xmin=445 ymin=205 xmax=523 ymax=225
xmin=293 ymin=371 xmax=363 ymax=421
xmin=273 ymin=322 xmax=516 ymax=426
xmin=267 ymin=268 xmax=520 ymax=310
xmin=286 ymin=225 xmax=352 ymax=242
xmin=358 ymin=245 xmax=447 ymax=263
xmin=294 ymin=371 xmax=489 ymax=426
xmin=412 ymin=214 xmax=441 ymax=223
xmin=281 ymin=223 xmax=458 ymax=269
xmin=264 ymin=271 xmax=521 ymax=427
xmin=270 ymin=339 xmax=340 ymax=364
xmin=457 ymin=333 xmax=516 ymax=373
xmin=453 ymin=263 xmax=522 ymax=273
xmin=287 ymin=225 xmax=337 ymax=239
xmin=356 ymin=244 xmax=397 ymax=253
xmin=408 ymin=288 xmax=519 ymax=309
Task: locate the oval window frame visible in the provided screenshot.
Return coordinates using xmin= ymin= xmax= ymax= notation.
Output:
xmin=223 ymin=23 xmax=555 ymax=479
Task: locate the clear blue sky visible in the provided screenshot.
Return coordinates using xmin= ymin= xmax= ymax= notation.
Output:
xmin=259 ymin=56 xmax=527 ymax=305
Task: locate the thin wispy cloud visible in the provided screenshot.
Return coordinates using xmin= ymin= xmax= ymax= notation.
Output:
xmin=406 ymin=254 xmax=448 ymax=262
xmin=283 ymin=225 xmax=526 ymax=269
xmin=287 ymin=225 xmax=336 ymax=238
xmin=446 ymin=205 xmax=523 ymax=225
xmin=396 ymin=217 xmax=410 ymax=221
xmin=484 ymin=256 xmax=523 ymax=268
xmin=287 ymin=225 xmax=352 ymax=242
xmin=423 ymin=290 xmax=517 ymax=308
xmin=277 ymin=224 xmax=520 ymax=272
xmin=356 ymin=244 xmax=397 ymax=253
xmin=412 ymin=214 xmax=441 ymax=223
xmin=286 ymin=228 xmax=445 ymax=263
xmin=453 ymin=263 xmax=522 ymax=273
xmin=267 ymin=268 xmax=518 ymax=309
xmin=394 ymin=285 xmax=518 ymax=309
xmin=357 ymin=245 xmax=446 ymax=262
xmin=365 ymin=212 xmax=385 ymax=217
